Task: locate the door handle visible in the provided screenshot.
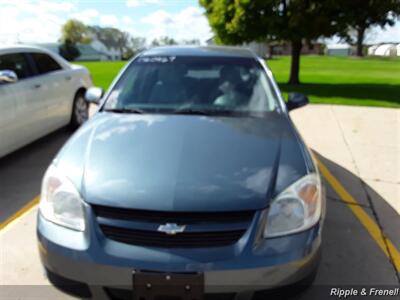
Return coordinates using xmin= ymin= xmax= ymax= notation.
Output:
xmin=65 ymin=76 xmax=72 ymax=81
xmin=32 ymin=83 xmax=41 ymax=89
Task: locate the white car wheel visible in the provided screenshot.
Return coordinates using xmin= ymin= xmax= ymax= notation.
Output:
xmin=71 ymin=93 xmax=88 ymax=128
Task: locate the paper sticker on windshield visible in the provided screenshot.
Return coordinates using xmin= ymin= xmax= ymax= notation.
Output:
xmin=137 ymin=56 xmax=176 ymax=63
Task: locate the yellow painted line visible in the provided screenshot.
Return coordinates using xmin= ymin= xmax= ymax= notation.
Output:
xmin=317 ymin=158 xmax=400 ymax=272
xmin=0 ymin=195 xmax=39 ymax=231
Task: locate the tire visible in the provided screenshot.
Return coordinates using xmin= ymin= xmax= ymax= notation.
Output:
xmin=70 ymin=91 xmax=89 ymax=130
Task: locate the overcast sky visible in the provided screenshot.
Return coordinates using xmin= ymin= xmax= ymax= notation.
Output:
xmin=1 ymin=0 xmax=399 ymax=45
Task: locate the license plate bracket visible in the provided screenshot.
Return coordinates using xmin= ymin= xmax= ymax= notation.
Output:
xmin=132 ymin=271 xmax=204 ymax=300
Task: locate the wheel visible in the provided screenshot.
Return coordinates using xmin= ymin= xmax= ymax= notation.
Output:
xmin=70 ymin=91 xmax=89 ymax=129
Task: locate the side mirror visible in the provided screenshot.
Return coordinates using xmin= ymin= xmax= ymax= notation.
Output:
xmin=0 ymin=70 xmax=18 ymax=84
xmin=85 ymin=87 xmax=103 ymax=105
xmin=286 ymin=92 xmax=309 ymax=111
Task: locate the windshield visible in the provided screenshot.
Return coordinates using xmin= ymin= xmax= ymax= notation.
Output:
xmin=103 ymin=56 xmax=279 ymax=115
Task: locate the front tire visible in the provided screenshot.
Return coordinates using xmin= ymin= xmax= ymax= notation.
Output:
xmin=70 ymin=91 xmax=89 ymax=129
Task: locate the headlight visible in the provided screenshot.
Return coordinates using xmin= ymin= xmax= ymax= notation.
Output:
xmin=39 ymin=164 xmax=85 ymax=231
xmin=263 ymin=173 xmax=321 ymax=238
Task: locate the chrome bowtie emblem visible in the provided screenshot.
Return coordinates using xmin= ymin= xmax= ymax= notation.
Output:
xmin=157 ymin=223 xmax=186 ymax=235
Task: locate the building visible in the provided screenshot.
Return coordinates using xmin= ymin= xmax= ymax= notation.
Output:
xmin=244 ymin=41 xmax=269 ymax=57
xmin=36 ymin=38 xmax=121 ymax=61
xmin=368 ymin=43 xmax=399 ymax=57
xmin=74 ymin=44 xmax=109 ymax=61
xmin=268 ymin=41 xmax=324 ymax=56
xmin=326 ymin=44 xmax=352 ymax=56
xmin=206 ymin=37 xmax=324 ymax=57
xmin=35 ymin=43 xmax=59 ymax=54
xmin=367 ymin=44 xmax=379 ymax=56
xmin=89 ymin=39 xmax=121 ymax=60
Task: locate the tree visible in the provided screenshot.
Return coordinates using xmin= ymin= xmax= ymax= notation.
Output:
xmin=89 ymin=26 xmax=119 ymax=49
xmin=337 ymin=0 xmax=400 ymax=57
xmin=58 ymin=39 xmax=80 ymax=61
xmin=88 ymin=26 xmax=133 ymax=59
xmin=59 ymin=19 xmax=91 ymax=61
xmin=151 ymin=36 xmax=178 ymax=47
xmin=60 ymin=19 xmax=91 ymax=44
xmin=199 ymin=0 xmax=342 ymax=84
xmin=129 ymin=37 xmax=147 ymax=57
xmin=122 ymin=37 xmax=147 ymax=60
xmin=114 ymin=30 xmax=131 ymax=59
xmin=181 ymin=39 xmax=201 ymax=45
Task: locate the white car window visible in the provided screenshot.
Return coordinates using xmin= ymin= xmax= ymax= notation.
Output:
xmin=30 ymin=53 xmax=62 ymax=75
xmin=0 ymin=53 xmax=34 ymax=80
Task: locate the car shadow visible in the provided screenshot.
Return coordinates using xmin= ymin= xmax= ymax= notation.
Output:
xmin=278 ymin=83 xmax=400 ymax=105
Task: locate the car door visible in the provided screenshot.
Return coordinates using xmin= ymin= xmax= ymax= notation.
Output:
xmin=29 ymin=52 xmax=72 ymax=129
xmin=0 ymin=70 xmax=17 ymax=157
xmin=0 ymin=52 xmax=42 ymax=156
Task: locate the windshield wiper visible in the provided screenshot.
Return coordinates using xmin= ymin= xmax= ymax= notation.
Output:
xmin=173 ymin=108 xmax=210 ymax=115
xmin=173 ymin=107 xmax=237 ymax=116
xmin=104 ymin=107 xmax=145 ymax=114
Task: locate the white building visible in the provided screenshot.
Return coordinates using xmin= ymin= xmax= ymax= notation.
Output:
xmin=326 ymin=44 xmax=352 ymax=56
xmin=368 ymin=43 xmax=399 ymax=57
xmin=367 ymin=45 xmax=379 ymax=56
xmin=90 ymin=39 xmax=121 ymax=60
xmin=74 ymin=44 xmax=109 ymax=61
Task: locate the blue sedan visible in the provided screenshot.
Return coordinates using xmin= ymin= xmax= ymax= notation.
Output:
xmin=37 ymin=46 xmax=325 ymax=300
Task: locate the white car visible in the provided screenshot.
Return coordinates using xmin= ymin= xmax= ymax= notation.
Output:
xmin=0 ymin=45 xmax=92 ymax=158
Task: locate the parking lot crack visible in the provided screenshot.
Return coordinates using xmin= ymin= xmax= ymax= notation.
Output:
xmin=365 ymin=178 xmax=400 ymax=185
xmin=362 ymin=185 xmax=400 ymax=283
xmin=330 ymin=106 xmax=400 ymax=283
xmin=327 ymin=196 xmax=370 ymax=208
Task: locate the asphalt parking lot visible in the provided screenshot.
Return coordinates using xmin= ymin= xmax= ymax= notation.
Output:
xmin=0 ymin=125 xmax=399 ymax=300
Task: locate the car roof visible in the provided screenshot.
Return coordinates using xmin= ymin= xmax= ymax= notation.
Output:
xmin=0 ymin=44 xmax=52 ymax=53
xmin=141 ymin=46 xmax=258 ymax=59
xmin=0 ymin=44 xmax=70 ymax=68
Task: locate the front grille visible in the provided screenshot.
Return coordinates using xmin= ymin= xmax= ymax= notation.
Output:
xmin=100 ymin=224 xmax=246 ymax=248
xmin=92 ymin=205 xmax=254 ymax=224
xmin=92 ymin=204 xmax=255 ymax=248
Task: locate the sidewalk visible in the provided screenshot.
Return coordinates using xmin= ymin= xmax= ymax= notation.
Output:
xmin=291 ymin=104 xmax=399 ymax=250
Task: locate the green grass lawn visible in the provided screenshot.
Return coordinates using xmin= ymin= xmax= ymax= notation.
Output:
xmin=77 ymin=61 xmax=126 ymax=90
xmin=77 ymin=56 xmax=400 ymax=108
xmin=267 ymin=56 xmax=400 ymax=108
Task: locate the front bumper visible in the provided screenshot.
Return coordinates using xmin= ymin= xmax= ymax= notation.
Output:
xmin=37 ymin=208 xmax=322 ymax=299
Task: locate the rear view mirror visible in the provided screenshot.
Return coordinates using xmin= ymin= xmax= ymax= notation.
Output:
xmin=287 ymin=92 xmax=309 ymax=111
xmin=0 ymin=70 xmax=18 ymax=84
xmin=85 ymin=87 xmax=104 ymax=104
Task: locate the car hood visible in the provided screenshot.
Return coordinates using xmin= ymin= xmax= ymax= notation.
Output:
xmin=56 ymin=112 xmax=309 ymax=212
